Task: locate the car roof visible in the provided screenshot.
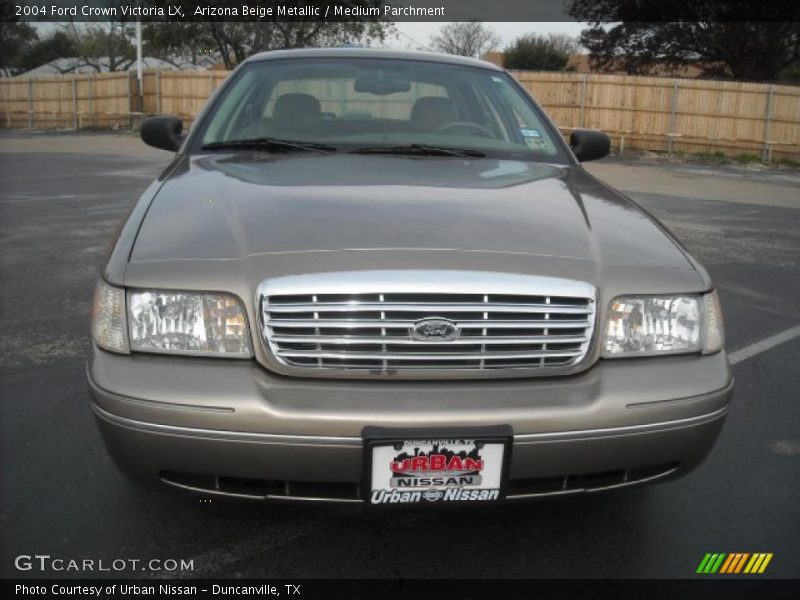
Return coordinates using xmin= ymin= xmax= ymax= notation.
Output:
xmin=245 ymin=47 xmax=504 ymax=71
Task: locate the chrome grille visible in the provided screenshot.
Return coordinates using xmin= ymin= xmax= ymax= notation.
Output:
xmin=258 ymin=271 xmax=596 ymax=377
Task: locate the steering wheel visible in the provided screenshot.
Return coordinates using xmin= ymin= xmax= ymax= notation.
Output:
xmin=433 ymin=121 xmax=495 ymax=138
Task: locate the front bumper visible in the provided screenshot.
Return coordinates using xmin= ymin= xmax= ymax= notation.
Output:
xmin=87 ymin=343 xmax=732 ymax=501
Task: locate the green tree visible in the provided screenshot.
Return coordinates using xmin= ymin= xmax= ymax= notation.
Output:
xmin=503 ymin=34 xmax=577 ymax=71
xmin=778 ymin=62 xmax=800 ymax=84
xmin=19 ymin=31 xmax=78 ymax=73
xmin=143 ymin=22 xmax=214 ymax=68
xmin=0 ymin=0 xmax=37 ymax=75
xmin=145 ymin=1 xmax=395 ymax=70
xmin=568 ymin=0 xmax=800 ymax=81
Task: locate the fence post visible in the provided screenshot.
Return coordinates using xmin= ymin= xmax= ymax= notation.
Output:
xmin=667 ymin=79 xmax=680 ymax=154
xmin=27 ymin=78 xmax=33 ymax=129
xmin=762 ymin=85 xmax=775 ymax=163
xmin=130 ymin=70 xmax=142 ymax=113
xmin=72 ymin=78 xmax=78 ymax=130
xmin=209 ymin=72 xmax=214 ymax=96
xmin=88 ymin=74 xmax=93 ymax=127
xmin=127 ymin=72 xmax=132 ymax=128
xmin=156 ymin=71 xmax=162 ymax=114
xmin=579 ymin=75 xmax=588 ymax=128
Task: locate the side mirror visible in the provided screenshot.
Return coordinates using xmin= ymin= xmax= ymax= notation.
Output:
xmin=141 ymin=116 xmax=184 ymax=152
xmin=570 ymin=129 xmax=610 ymax=162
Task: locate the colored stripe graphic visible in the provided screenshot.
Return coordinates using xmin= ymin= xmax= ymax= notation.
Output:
xmin=757 ymin=553 xmax=773 ymax=573
xmin=744 ymin=554 xmax=761 ymax=573
xmin=697 ymin=554 xmax=714 ymax=573
xmin=697 ymin=553 xmax=727 ymax=573
xmin=710 ymin=553 xmax=726 ymax=573
xmin=700 ymin=552 xmax=774 ymax=574
xmin=719 ymin=554 xmax=735 ymax=573
xmin=722 ymin=553 xmax=749 ymax=573
xmin=734 ymin=553 xmax=750 ymax=573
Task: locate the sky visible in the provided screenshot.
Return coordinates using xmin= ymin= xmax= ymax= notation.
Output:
xmin=32 ymin=21 xmax=589 ymax=55
xmin=388 ymin=22 xmax=587 ymax=51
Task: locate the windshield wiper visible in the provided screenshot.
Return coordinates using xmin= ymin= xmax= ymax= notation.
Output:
xmin=201 ymin=137 xmax=337 ymax=153
xmin=349 ymin=144 xmax=485 ymax=158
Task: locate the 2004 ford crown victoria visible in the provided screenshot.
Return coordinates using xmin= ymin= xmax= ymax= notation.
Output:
xmin=88 ymin=49 xmax=732 ymax=505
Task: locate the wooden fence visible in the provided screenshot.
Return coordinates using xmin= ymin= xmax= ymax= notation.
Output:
xmin=1 ymin=69 xmax=798 ymax=161
xmin=511 ymin=71 xmax=800 ymax=161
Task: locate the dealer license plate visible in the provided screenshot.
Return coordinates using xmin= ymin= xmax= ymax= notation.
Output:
xmin=364 ymin=427 xmax=511 ymax=505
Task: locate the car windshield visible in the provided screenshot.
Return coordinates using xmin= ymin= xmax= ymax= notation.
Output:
xmin=196 ymin=57 xmax=568 ymax=162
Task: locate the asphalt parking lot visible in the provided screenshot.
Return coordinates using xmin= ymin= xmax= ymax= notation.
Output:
xmin=1 ymin=131 xmax=798 ymax=579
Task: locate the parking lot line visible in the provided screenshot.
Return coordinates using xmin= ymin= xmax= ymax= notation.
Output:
xmin=729 ymin=323 xmax=800 ymax=365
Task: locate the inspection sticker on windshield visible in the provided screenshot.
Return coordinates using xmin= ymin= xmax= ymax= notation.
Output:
xmin=520 ymin=128 xmax=541 ymax=138
xmin=367 ymin=437 xmax=508 ymax=505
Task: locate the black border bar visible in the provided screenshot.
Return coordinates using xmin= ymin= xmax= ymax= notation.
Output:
xmin=5 ymin=579 xmax=800 ymax=599
xmin=6 ymin=0 xmax=800 ymax=23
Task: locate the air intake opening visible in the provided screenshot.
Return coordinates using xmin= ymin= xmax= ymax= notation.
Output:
xmin=159 ymin=471 xmax=361 ymax=501
xmin=506 ymin=462 xmax=680 ymax=497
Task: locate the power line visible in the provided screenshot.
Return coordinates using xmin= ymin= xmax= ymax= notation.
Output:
xmin=395 ymin=28 xmax=433 ymax=51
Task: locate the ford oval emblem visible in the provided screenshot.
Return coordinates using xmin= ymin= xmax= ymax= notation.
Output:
xmin=411 ymin=318 xmax=460 ymax=342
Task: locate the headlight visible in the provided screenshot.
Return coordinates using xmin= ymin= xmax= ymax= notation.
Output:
xmin=603 ymin=291 xmax=723 ymax=358
xmin=92 ymin=279 xmax=130 ymax=354
xmin=128 ymin=290 xmax=252 ymax=358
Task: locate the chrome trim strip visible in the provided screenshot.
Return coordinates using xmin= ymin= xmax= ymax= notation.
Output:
xmin=252 ymin=495 xmax=362 ymax=504
xmin=93 ymin=402 xmax=727 ymax=446
xmin=506 ymin=489 xmax=577 ymax=500
xmin=266 ymin=302 xmax=591 ymax=314
xmin=161 ymin=465 xmax=679 ymax=503
xmin=275 ymin=349 xmax=584 ymax=360
xmin=585 ymin=466 xmax=678 ymax=492
xmin=269 ymin=334 xmax=589 ymax=345
xmin=269 ymin=319 xmax=590 ymax=329
xmin=257 ymin=270 xmax=596 ymax=297
xmin=514 ymin=406 xmax=728 ymax=443
xmin=90 ymin=403 xmax=362 ymax=447
xmin=159 ymin=478 xmax=362 ymax=503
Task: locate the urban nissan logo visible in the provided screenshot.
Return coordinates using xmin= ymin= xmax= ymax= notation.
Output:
xmin=410 ymin=318 xmax=460 ymax=342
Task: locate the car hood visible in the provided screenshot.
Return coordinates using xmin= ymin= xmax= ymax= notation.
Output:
xmin=131 ymin=153 xmax=694 ymax=273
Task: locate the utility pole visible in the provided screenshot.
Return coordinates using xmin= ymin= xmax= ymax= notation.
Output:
xmin=136 ymin=20 xmax=143 ymax=90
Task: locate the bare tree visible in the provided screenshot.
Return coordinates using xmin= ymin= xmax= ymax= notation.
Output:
xmin=430 ymin=22 xmax=501 ymax=58
xmin=57 ymin=21 xmax=136 ymax=73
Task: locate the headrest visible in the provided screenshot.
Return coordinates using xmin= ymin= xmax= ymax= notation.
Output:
xmin=410 ymin=96 xmax=459 ymax=132
xmin=272 ymin=93 xmax=322 ymax=132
